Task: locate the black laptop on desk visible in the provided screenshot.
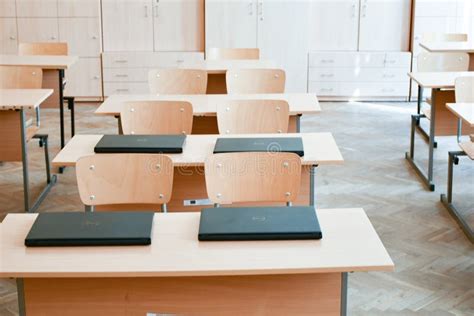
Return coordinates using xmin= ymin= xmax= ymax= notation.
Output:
xmin=213 ymin=137 xmax=304 ymax=157
xmin=25 ymin=212 xmax=154 ymax=247
xmin=198 ymin=206 xmax=322 ymax=241
xmin=94 ymin=135 xmax=186 ymax=154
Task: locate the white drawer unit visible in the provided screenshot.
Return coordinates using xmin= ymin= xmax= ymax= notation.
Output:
xmin=308 ymin=51 xmax=412 ymax=100
xmin=102 ymin=51 xmax=205 ymax=95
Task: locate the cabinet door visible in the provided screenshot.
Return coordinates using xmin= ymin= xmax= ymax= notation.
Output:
xmin=16 ymin=0 xmax=57 ymax=17
xmin=58 ymin=18 xmax=101 ymax=57
xmin=0 ymin=18 xmax=17 ymax=53
xmin=359 ymin=0 xmax=411 ymax=51
xmin=58 ymin=0 xmax=100 ymax=17
xmin=153 ymin=0 xmax=204 ymax=51
xmin=205 ymin=0 xmax=257 ymax=50
xmin=102 ymin=0 xmax=154 ymax=51
xmin=17 ymin=18 xmax=59 ymax=43
xmin=257 ymin=0 xmax=310 ymax=92
xmin=0 ymin=0 xmax=16 ymax=17
xmin=309 ymin=0 xmax=359 ymax=51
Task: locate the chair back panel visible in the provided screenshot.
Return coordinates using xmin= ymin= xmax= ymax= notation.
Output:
xmin=417 ymin=52 xmax=470 ymax=72
xmin=19 ymin=42 xmax=68 ymax=56
xmin=226 ymin=69 xmax=286 ymax=94
xmin=455 ymin=77 xmax=474 ymax=103
xmin=148 ymin=69 xmax=207 ymax=94
xmin=0 ymin=65 xmax=43 ymax=89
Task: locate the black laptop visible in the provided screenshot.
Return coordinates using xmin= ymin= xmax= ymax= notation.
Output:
xmin=198 ymin=206 xmax=322 ymax=241
xmin=213 ymin=137 xmax=304 ymax=157
xmin=94 ymin=135 xmax=186 ymax=154
xmin=25 ymin=212 xmax=154 ymax=247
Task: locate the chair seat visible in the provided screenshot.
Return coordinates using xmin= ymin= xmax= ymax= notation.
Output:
xmin=459 ymin=141 xmax=474 ymax=160
xmin=422 ymin=107 xmax=431 ymax=120
xmin=26 ymin=125 xmax=39 ymax=142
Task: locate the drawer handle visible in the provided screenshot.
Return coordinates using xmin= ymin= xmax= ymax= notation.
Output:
xmin=50 ymin=36 xmax=57 ymax=40
xmin=320 ymin=88 xmax=334 ymax=92
xmin=116 ymin=88 xmax=130 ymax=92
xmin=320 ymin=74 xmax=334 ymax=78
xmin=114 ymin=60 xmax=128 ymax=63
xmin=321 ymin=59 xmax=335 ymax=64
xmin=384 ymin=60 xmax=396 ymax=64
xmin=382 ymin=88 xmax=395 ymax=92
xmin=92 ymin=35 xmax=98 ymax=39
xmin=383 ymin=74 xmax=396 ymax=78
xmin=93 ymin=76 xmax=100 ymax=79
xmin=115 ymin=74 xmax=129 ymax=78
xmin=176 ymin=59 xmax=184 ymax=63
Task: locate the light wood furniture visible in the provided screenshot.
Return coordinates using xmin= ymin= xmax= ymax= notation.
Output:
xmin=148 ymin=68 xmax=207 ymax=94
xmin=206 ymin=48 xmax=260 ymax=60
xmin=205 ymin=152 xmax=301 ymax=205
xmin=455 ymin=76 xmax=474 ymax=102
xmin=216 ymin=99 xmax=289 ymax=134
xmin=0 ymin=88 xmax=55 ymax=213
xmin=0 ymin=54 xmax=77 ymax=150
xmin=446 ymin=103 xmax=474 ymax=127
xmin=420 ymin=41 xmax=474 ymax=71
xmin=96 ymin=93 xmax=320 ymax=134
xmin=0 ymin=65 xmax=42 ymax=88
xmin=76 ymin=154 xmax=173 ymax=212
xmin=417 ymin=52 xmax=470 ymax=72
xmin=0 ymin=208 xmax=394 ymax=315
xmin=226 ymin=68 xmax=286 ymax=94
xmin=121 ymin=101 xmax=193 ymax=135
xmin=52 ymin=133 xmax=343 ymax=212
xmin=406 ymin=71 xmax=474 ymax=190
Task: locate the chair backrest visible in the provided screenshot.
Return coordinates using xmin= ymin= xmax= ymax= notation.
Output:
xmin=207 ymin=48 xmax=260 ymax=60
xmin=217 ymin=99 xmax=289 ymax=134
xmin=421 ymin=33 xmax=468 ymax=44
xmin=76 ymin=154 xmax=174 ymax=207
xmin=455 ymin=77 xmax=474 ymax=103
xmin=205 ymin=152 xmax=301 ymax=205
xmin=18 ymin=42 xmax=68 ymax=56
xmin=0 ymin=65 xmax=43 ymax=88
xmin=121 ymin=101 xmax=194 ymax=135
xmin=226 ymin=69 xmax=286 ymax=94
xmin=148 ymin=69 xmax=207 ymax=94
xmin=417 ymin=52 xmax=470 ymax=72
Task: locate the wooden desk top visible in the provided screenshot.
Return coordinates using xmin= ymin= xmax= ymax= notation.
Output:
xmin=0 ymin=208 xmax=394 ymax=278
xmin=52 ymin=133 xmax=344 ymax=168
xmin=0 ymin=89 xmax=53 ymax=110
xmin=446 ymin=103 xmax=474 ymax=127
xmin=96 ymin=93 xmax=320 ymax=116
xmin=0 ymin=54 xmax=77 ymax=69
xmin=420 ymin=42 xmax=474 ymax=53
xmin=408 ymin=72 xmax=474 ymax=88
xmin=180 ymin=59 xmax=277 ymax=74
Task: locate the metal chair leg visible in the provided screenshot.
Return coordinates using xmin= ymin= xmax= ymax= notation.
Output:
xmin=65 ymin=96 xmax=75 ymax=137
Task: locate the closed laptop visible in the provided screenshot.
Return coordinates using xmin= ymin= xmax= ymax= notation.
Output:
xmin=198 ymin=206 xmax=322 ymax=241
xmin=94 ymin=135 xmax=186 ymax=154
xmin=25 ymin=212 xmax=154 ymax=247
xmin=213 ymin=137 xmax=304 ymax=157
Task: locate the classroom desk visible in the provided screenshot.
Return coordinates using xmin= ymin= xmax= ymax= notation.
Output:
xmin=406 ymin=72 xmax=474 ymax=190
xmin=0 ymin=54 xmax=78 ymax=149
xmin=441 ymin=102 xmax=474 ymax=243
xmin=420 ymin=42 xmax=474 ymax=70
xmin=0 ymin=89 xmax=56 ymax=212
xmin=96 ymin=93 xmax=320 ymax=134
xmin=0 ymin=208 xmax=394 ymax=316
xmin=179 ymin=59 xmax=276 ymax=94
xmin=52 ymin=133 xmax=344 ymax=212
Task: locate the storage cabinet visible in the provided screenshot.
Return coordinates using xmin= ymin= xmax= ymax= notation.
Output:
xmin=17 ymin=18 xmax=59 ymax=43
xmin=16 ymin=0 xmax=57 ymax=17
xmin=0 ymin=18 xmax=17 ymax=54
xmin=58 ymin=18 xmax=101 ymax=57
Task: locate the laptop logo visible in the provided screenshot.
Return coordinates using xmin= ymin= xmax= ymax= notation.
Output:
xmin=137 ymin=138 xmax=148 ymax=142
xmin=251 ymin=216 xmax=266 ymax=222
xmin=252 ymin=141 xmax=265 ymax=146
xmin=82 ymin=220 xmax=100 ymax=228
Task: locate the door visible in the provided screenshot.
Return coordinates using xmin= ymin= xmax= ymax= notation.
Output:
xmin=359 ymin=0 xmax=411 ymax=51
xmin=205 ymin=0 xmax=258 ymax=51
xmin=17 ymin=18 xmax=59 ymax=43
xmin=58 ymin=18 xmax=101 ymax=57
xmin=102 ymin=0 xmax=154 ymax=51
xmin=153 ymin=0 xmax=204 ymax=51
xmin=257 ymin=0 xmax=310 ymax=92
xmin=309 ymin=0 xmax=360 ymax=51
xmin=0 ymin=18 xmax=17 ymax=54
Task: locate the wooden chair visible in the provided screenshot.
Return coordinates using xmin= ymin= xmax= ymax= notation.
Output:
xmin=207 ymin=48 xmax=260 ymax=60
xmin=121 ymin=101 xmax=194 ymax=135
xmin=0 ymin=65 xmax=54 ymax=212
xmin=421 ymin=33 xmax=468 ymax=44
xmin=226 ymin=69 xmax=286 ymax=94
xmin=205 ymin=152 xmax=301 ymax=206
xmin=217 ymin=100 xmax=289 ymax=134
xmin=76 ymin=154 xmax=174 ymax=212
xmin=148 ymin=69 xmax=208 ymax=94
xmin=417 ymin=52 xmax=470 ymax=72
xmin=455 ymin=77 xmax=474 ymax=103
xmin=18 ymin=42 xmax=76 ymax=136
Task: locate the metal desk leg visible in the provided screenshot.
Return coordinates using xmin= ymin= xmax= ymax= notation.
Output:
xmin=115 ymin=115 xmax=123 ymax=134
xmin=296 ymin=114 xmax=302 ymax=133
xmin=415 ymin=84 xmax=437 ymax=148
xmin=309 ymin=165 xmax=318 ymax=206
xmin=341 ymin=272 xmax=348 ymax=316
xmin=17 ymin=278 xmax=26 ymax=316
xmin=58 ymin=69 xmax=65 ymax=149
xmin=440 ymin=151 xmax=473 ymax=243
xmin=417 ymin=85 xmax=423 ymax=116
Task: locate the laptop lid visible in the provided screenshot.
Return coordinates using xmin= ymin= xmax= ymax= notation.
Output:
xmin=198 ymin=206 xmax=322 ymax=241
xmin=213 ymin=137 xmax=304 ymax=157
xmin=94 ymin=135 xmax=186 ymax=154
xmin=25 ymin=212 xmax=154 ymax=247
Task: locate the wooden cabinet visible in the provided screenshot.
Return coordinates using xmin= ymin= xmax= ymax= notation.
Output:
xmin=0 ymin=0 xmax=16 ymax=17
xmin=58 ymin=18 xmax=101 ymax=57
xmin=102 ymin=0 xmax=154 ymax=51
xmin=58 ymin=0 xmax=100 ymax=17
xmin=309 ymin=0 xmax=360 ymax=51
xmin=16 ymin=0 xmax=57 ymax=17
xmin=359 ymin=0 xmax=411 ymax=51
xmin=17 ymin=18 xmax=59 ymax=43
xmin=0 ymin=18 xmax=17 ymax=53
xmin=153 ymin=0 xmax=204 ymax=51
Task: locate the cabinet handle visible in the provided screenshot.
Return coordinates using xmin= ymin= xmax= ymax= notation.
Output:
xmin=51 ymin=36 xmax=57 ymax=40
xmin=258 ymin=1 xmax=263 ymax=20
xmin=92 ymin=35 xmax=98 ymax=39
xmin=144 ymin=5 xmax=148 ymax=17
xmin=93 ymin=76 xmax=100 ymax=79
xmin=362 ymin=4 xmax=367 ymax=17
xmin=383 ymin=74 xmax=396 ymax=79
xmin=384 ymin=60 xmax=396 ymax=64
xmin=320 ymin=88 xmax=334 ymax=92
xmin=248 ymin=2 xmax=253 ymax=15
xmin=115 ymin=74 xmax=129 ymax=78
xmin=116 ymin=88 xmax=130 ymax=92
xmin=351 ymin=4 xmax=356 ymax=17
xmin=321 ymin=59 xmax=334 ymax=64
xmin=9 ymin=36 xmax=16 ymax=40
xmin=320 ymin=74 xmax=334 ymax=78
xmin=176 ymin=59 xmax=184 ymax=63
xmin=114 ymin=60 xmax=128 ymax=63
xmin=382 ymin=88 xmax=395 ymax=92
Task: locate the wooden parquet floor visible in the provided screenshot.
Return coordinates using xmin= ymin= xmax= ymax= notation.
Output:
xmin=0 ymin=101 xmax=473 ymax=315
